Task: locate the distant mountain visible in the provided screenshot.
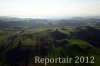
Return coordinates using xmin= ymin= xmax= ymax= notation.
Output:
xmin=0 ymin=16 xmax=100 ymax=28
xmin=71 ymin=16 xmax=100 ymax=20
xmin=0 ymin=16 xmax=23 ymax=21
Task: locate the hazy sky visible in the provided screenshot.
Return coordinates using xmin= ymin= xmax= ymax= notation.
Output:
xmin=0 ymin=0 xmax=100 ymax=18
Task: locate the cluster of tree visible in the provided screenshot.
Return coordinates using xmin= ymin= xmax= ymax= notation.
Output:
xmin=0 ymin=30 xmax=68 ymax=66
xmin=70 ymin=26 xmax=100 ymax=48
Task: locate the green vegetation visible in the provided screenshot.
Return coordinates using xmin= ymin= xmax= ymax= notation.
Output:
xmin=0 ymin=26 xmax=100 ymax=66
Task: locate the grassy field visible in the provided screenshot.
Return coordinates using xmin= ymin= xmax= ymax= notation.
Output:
xmin=0 ymin=27 xmax=100 ymax=66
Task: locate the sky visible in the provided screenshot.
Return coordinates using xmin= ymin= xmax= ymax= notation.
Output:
xmin=0 ymin=0 xmax=100 ymax=18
